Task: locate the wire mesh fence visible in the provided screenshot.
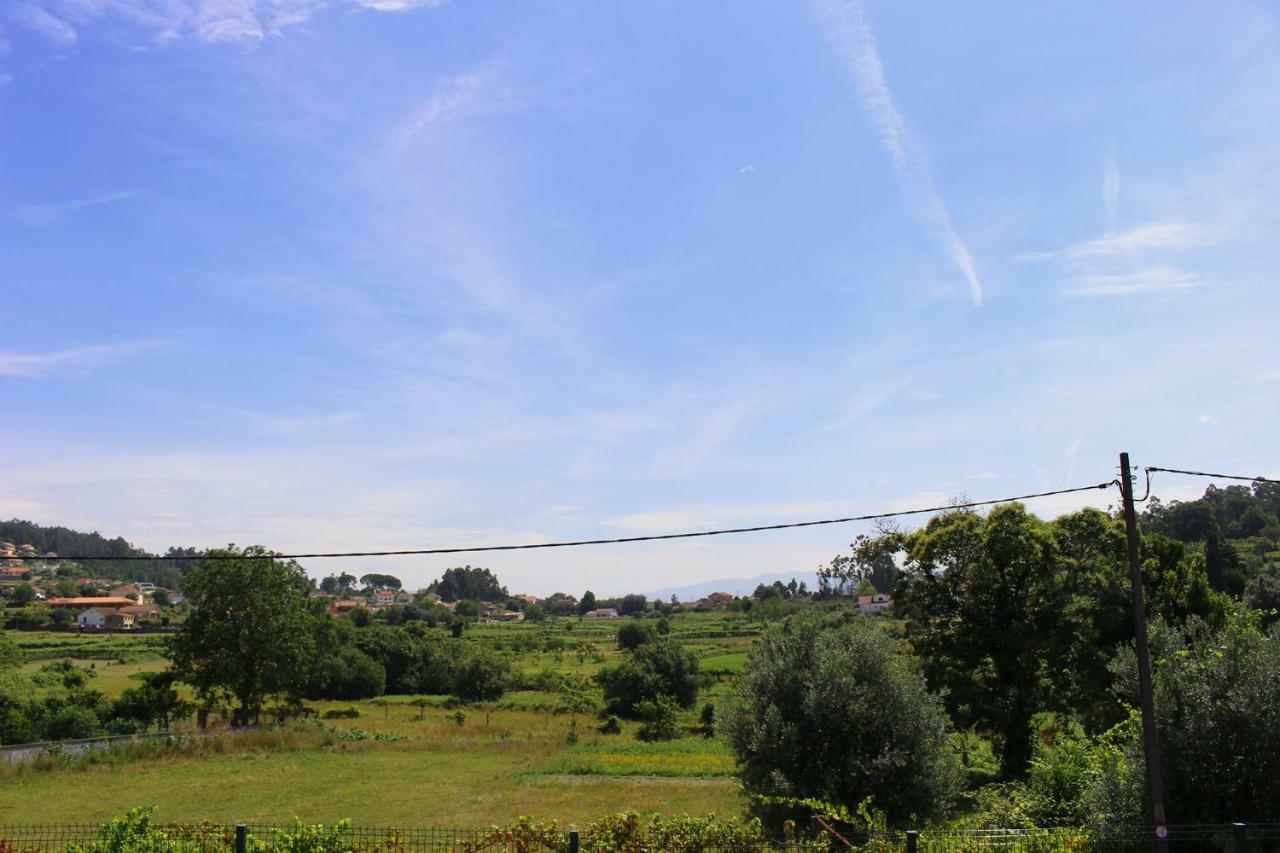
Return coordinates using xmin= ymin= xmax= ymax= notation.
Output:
xmin=874 ymin=823 xmax=1280 ymax=852
xmin=1 ymin=822 xmax=1278 ymax=851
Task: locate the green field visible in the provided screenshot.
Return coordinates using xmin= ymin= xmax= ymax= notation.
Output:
xmin=2 ymin=615 xmax=762 ymax=825
xmin=0 ymin=734 xmax=744 ymax=825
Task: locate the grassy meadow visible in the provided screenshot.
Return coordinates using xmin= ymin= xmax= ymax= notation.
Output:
xmin=2 ymin=613 xmax=764 ymax=826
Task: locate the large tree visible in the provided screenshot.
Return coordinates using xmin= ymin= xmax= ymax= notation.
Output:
xmin=359 ymin=573 xmax=401 ymax=591
xmin=821 ymin=534 xmax=900 ymax=596
xmin=890 ymin=504 xmax=1227 ymax=776
xmin=719 ymin=612 xmax=960 ymax=826
xmin=429 ymin=566 xmax=507 ymax=603
xmin=171 ymin=546 xmax=319 ymax=726
xmin=891 ymin=504 xmax=1068 ymax=775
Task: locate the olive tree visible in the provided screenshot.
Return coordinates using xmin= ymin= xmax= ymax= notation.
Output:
xmin=719 ymin=612 xmax=961 ymax=826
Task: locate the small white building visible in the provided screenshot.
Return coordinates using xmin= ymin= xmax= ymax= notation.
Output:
xmin=77 ymin=608 xmax=134 ymax=629
xmin=582 ymin=608 xmax=620 ymax=619
xmin=858 ymin=593 xmax=891 ymax=615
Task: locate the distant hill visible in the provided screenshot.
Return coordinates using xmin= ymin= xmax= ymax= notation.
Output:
xmin=0 ymin=519 xmax=186 ymax=588
xmin=647 ymin=570 xmax=820 ymax=603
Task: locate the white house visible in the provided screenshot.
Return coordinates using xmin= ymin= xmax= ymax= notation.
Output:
xmin=858 ymin=593 xmax=891 ymax=615
xmin=77 ymin=608 xmax=110 ymax=629
xmin=77 ymin=608 xmax=134 ymax=629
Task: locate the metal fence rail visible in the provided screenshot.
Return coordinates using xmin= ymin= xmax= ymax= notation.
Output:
xmin=0 ymin=731 xmax=178 ymax=764
xmin=892 ymin=823 xmax=1280 ymax=852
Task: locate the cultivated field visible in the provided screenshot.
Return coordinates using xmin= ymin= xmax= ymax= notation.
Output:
xmin=2 ymin=613 xmax=764 ymax=826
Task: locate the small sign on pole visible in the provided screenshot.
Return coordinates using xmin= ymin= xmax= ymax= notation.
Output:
xmin=1155 ymin=821 xmax=1169 ymax=842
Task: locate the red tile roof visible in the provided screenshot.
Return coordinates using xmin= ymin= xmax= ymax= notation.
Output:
xmin=47 ymin=597 xmax=136 ymax=607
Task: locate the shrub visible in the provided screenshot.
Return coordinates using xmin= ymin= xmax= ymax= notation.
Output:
xmin=267 ymin=818 xmax=353 ymax=853
xmin=322 ymin=707 xmax=360 ymax=720
xmin=635 ymin=695 xmax=681 ymax=742
xmin=698 ymin=702 xmax=715 ymax=737
xmin=597 ymin=639 xmax=700 ymax=718
xmin=64 ymin=806 xmax=206 ymax=853
xmin=719 ymin=612 xmax=961 ymax=827
xmin=597 ymin=714 xmax=622 ymax=735
xmin=1109 ymin=609 xmax=1280 ymax=822
xmin=451 ymin=644 xmax=510 ymax=702
xmin=616 ymin=622 xmax=653 ymax=651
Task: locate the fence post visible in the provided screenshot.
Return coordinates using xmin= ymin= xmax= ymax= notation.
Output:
xmin=905 ymin=829 xmax=918 ymax=853
xmin=1233 ymin=823 xmax=1248 ymax=853
xmin=234 ymin=823 xmax=247 ymax=853
xmin=568 ymin=827 xmax=580 ymax=853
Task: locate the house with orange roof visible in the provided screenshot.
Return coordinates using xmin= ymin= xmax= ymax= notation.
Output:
xmin=329 ymin=600 xmax=363 ymax=617
xmin=47 ymin=596 xmax=137 ymax=609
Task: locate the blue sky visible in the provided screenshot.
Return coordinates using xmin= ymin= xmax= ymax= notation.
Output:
xmin=2 ymin=0 xmax=1278 ymax=595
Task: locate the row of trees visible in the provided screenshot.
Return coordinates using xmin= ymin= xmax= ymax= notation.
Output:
xmin=167 ymin=548 xmax=689 ymax=723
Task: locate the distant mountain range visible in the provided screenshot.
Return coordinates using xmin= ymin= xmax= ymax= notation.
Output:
xmin=647 ymin=570 xmax=820 ymax=603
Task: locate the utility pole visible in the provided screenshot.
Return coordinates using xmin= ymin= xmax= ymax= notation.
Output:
xmin=1120 ymin=452 xmax=1168 ymax=848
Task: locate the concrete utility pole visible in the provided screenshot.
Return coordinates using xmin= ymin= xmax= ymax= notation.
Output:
xmin=1119 ymin=452 xmax=1169 ymax=849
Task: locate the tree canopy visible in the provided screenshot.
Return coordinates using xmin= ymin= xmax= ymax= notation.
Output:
xmin=428 ymin=566 xmax=508 ymax=603
xmin=720 ymin=612 xmax=961 ymax=826
xmin=887 ymin=503 xmax=1227 ymax=776
xmin=359 ymin=573 xmax=401 ymax=591
xmin=170 ymin=546 xmax=318 ymax=726
xmin=597 ymin=638 xmax=700 ymax=717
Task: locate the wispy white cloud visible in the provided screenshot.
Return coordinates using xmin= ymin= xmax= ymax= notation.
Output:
xmin=207 ymin=404 xmax=365 ymax=437
xmin=1198 ymin=413 xmax=1220 ymax=426
xmin=11 ymin=189 xmax=147 ymax=225
xmin=1063 ymin=266 xmax=1200 ymax=298
xmin=12 ymin=2 xmax=76 ymax=43
xmin=812 ymin=0 xmax=984 ymax=306
xmin=1021 ymin=218 xmax=1213 ymax=301
xmin=10 ymin=0 xmax=446 ymax=46
xmin=389 ymin=60 xmax=506 ymax=149
xmin=603 ymin=500 xmax=859 ymax=533
xmin=1064 ymin=435 xmax=1083 ymax=484
xmin=0 ymin=340 xmax=164 ymax=378
xmin=1021 ymin=222 xmax=1210 ymax=262
xmin=354 ymin=0 xmax=448 ymax=11
xmin=1244 ymin=368 xmax=1280 ymax=383
xmin=1104 ymin=149 xmax=1120 ymax=230
xmin=646 ymin=397 xmax=758 ymax=477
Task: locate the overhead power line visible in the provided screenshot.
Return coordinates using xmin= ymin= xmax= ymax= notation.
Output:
xmin=7 ymin=481 xmax=1116 ymax=562
xmin=1145 ymin=466 xmax=1280 ymax=485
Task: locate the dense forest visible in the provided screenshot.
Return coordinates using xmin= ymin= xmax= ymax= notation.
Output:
xmin=0 ymin=519 xmax=188 ymax=588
